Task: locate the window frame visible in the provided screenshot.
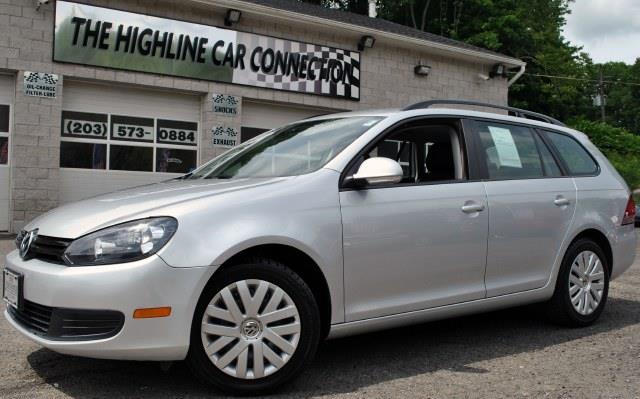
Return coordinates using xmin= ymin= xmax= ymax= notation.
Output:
xmin=59 ymin=110 xmax=199 ymax=173
xmin=339 ymin=116 xmax=477 ymax=191
xmin=465 ymin=118 xmax=572 ymax=182
xmin=538 ymin=128 xmax=601 ymax=178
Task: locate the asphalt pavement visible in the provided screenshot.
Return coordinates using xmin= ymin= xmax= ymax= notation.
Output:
xmin=1 ymin=237 xmax=639 ymax=398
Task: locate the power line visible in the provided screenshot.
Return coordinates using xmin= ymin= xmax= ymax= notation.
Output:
xmin=513 ymin=72 xmax=640 ymax=87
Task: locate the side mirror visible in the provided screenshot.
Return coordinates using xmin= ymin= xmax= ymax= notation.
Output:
xmin=351 ymin=157 xmax=404 ymax=187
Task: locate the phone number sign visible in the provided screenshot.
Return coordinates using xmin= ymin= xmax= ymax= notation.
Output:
xmin=111 ymin=115 xmax=154 ymax=142
xmin=157 ymin=119 xmax=198 ymax=146
xmin=61 ymin=111 xmax=107 ymax=139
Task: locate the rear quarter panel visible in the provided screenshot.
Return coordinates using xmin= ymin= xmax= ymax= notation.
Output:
xmin=564 ymin=135 xmax=635 ymax=281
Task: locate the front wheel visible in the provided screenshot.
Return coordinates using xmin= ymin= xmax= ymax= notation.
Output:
xmin=545 ymin=238 xmax=610 ymax=327
xmin=186 ymin=259 xmax=321 ymax=395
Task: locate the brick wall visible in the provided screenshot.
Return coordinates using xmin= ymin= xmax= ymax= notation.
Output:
xmin=0 ymin=0 xmax=509 ymax=232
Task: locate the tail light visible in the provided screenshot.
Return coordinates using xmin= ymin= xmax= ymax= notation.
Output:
xmin=622 ymin=196 xmax=636 ymax=225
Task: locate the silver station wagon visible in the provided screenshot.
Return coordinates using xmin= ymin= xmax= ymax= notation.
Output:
xmin=3 ymin=100 xmax=636 ymax=395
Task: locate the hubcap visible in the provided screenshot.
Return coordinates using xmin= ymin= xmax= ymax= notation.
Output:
xmin=568 ymin=251 xmax=606 ymax=316
xmin=201 ymin=279 xmax=301 ymax=380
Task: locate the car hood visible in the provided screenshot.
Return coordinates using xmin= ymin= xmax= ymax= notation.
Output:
xmin=24 ymin=177 xmax=294 ymax=238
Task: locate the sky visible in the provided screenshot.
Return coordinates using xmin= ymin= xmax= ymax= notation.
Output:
xmin=563 ymin=0 xmax=640 ymax=64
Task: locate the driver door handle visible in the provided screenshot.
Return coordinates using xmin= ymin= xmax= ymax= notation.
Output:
xmin=554 ymin=197 xmax=571 ymax=207
xmin=461 ymin=203 xmax=485 ymax=214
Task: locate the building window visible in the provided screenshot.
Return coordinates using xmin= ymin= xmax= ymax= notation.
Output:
xmin=60 ymin=111 xmax=198 ymax=173
xmin=156 ymin=147 xmax=198 ymax=173
xmin=241 ymin=127 xmax=269 ymax=143
xmin=0 ymin=105 xmax=9 ymax=165
xmin=0 ymin=137 xmax=8 ymax=165
xmin=109 ymin=145 xmax=153 ymax=172
xmin=60 ymin=142 xmax=106 ymax=169
xmin=0 ymin=105 xmax=9 ymax=133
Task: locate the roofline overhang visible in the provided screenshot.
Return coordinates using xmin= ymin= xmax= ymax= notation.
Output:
xmin=188 ymin=0 xmax=526 ymax=69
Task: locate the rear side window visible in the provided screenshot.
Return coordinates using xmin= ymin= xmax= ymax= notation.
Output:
xmin=474 ymin=121 xmax=545 ymax=179
xmin=544 ymin=131 xmax=598 ymax=176
xmin=534 ymin=133 xmax=562 ymax=177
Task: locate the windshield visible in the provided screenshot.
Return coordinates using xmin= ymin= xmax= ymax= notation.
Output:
xmin=188 ymin=116 xmax=384 ymax=179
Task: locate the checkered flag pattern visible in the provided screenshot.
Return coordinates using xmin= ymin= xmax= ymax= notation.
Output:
xmin=213 ymin=126 xmax=226 ymax=136
xmin=234 ymin=33 xmax=360 ymax=100
xmin=213 ymin=94 xmax=239 ymax=107
xmin=24 ymin=72 xmax=59 ymax=85
xmin=213 ymin=94 xmax=226 ymax=105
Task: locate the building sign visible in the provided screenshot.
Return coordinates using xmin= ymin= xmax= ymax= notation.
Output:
xmin=61 ymin=111 xmax=108 ymax=139
xmin=212 ymin=125 xmax=239 ymax=148
xmin=213 ymin=94 xmax=239 ymax=116
xmin=23 ymin=72 xmax=59 ymax=98
xmin=54 ymin=1 xmax=361 ymax=100
xmin=157 ymin=119 xmax=198 ymax=146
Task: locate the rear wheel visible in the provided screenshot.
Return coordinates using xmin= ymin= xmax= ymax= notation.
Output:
xmin=545 ymin=238 xmax=610 ymax=327
xmin=186 ymin=259 xmax=320 ymax=395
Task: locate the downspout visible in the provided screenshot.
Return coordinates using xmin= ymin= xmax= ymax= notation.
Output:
xmin=508 ymin=64 xmax=526 ymax=87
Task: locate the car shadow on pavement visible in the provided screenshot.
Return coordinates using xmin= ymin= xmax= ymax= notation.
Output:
xmin=27 ymin=297 xmax=640 ymax=398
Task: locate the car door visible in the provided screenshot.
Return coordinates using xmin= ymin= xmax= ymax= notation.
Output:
xmin=467 ymin=119 xmax=577 ymax=297
xmin=340 ymin=119 xmax=489 ymax=322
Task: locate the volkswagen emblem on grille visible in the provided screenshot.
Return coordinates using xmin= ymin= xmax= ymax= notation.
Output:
xmin=19 ymin=229 xmax=38 ymax=259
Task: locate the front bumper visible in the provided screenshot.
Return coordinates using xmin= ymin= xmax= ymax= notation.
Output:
xmin=3 ymin=250 xmax=214 ymax=361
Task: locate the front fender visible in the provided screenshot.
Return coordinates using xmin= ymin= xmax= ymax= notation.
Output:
xmin=155 ymin=169 xmax=345 ymax=323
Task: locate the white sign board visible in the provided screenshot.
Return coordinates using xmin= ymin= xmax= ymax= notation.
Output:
xmin=23 ymin=72 xmax=59 ymax=98
xmin=212 ymin=125 xmax=239 ymax=148
xmin=488 ymin=126 xmax=522 ymax=168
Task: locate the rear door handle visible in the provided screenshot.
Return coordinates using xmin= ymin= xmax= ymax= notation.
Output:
xmin=554 ymin=197 xmax=570 ymax=207
xmin=461 ymin=203 xmax=485 ymax=214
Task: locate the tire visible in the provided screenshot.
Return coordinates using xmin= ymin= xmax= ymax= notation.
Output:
xmin=186 ymin=258 xmax=321 ymax=396
xmin=545 ymin=238 xmax=610 ymax=327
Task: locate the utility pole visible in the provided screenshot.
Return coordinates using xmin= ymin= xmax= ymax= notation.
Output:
xmin=597 ymin=67 xmax=606 ymax=122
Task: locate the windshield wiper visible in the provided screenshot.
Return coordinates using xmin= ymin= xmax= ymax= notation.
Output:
xmin=174 ymin=172 xmax=193 ymax=180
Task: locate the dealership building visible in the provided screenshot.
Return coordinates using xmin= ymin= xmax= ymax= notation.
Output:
xmin=0 ymin=0 xmax=524 ymax=234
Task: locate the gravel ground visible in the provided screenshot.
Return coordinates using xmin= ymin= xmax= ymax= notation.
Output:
xmin=1 ymin=237 xmax=639 ymax=399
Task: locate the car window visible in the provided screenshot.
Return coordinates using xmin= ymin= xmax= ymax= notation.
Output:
xmin=534 ymin=133 xmax=563 ymax=177
xmin=189 ymin=116 xmax=384 ymax=179
xmin=360 ymin=123 xmax=463 ymax=184
xmin=369 ymin=139 xmax=417 ymax=181
xmin=544 ymin=131 xmax=598 ymax=176
xmin=475 ymin=121 xmax=545 ymax=180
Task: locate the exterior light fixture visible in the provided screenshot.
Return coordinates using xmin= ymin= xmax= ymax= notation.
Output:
xmin=225 ymin=9 xmax=242 ymax=27
xmin=414 ymin=64 xmax=431 ymax=76
xmin=358 ymin=35 xmax=375 ymax=51
xmin=489 ymin=64 xmax=507 ymax=78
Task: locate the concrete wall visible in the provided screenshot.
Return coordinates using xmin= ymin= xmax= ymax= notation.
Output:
xmin=0 ymin=0 xmax=509 ymax=232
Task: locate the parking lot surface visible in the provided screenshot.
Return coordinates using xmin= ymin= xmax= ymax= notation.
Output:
xmin=1 ymin=237 xmax=639 ymax=398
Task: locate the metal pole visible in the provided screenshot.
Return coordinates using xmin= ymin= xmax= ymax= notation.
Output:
xmin=599 ymin=67 xmax=606 ymax=122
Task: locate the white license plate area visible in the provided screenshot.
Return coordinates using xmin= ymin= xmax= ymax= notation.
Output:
xmin=3 ymin=269 xmax=21 ymax=309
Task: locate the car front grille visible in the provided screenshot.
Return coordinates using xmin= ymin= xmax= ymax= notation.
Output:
xmin=7 ymin=300 xmax=124 ymax=341
xmin=15 ymin=232 xmax=72 ymax=265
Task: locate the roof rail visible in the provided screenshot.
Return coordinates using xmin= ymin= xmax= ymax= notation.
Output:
xmin=403 ymin=100 xmax=566 ymax=127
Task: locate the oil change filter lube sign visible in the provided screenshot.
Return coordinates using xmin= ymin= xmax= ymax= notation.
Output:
xmin=54 ymin=1 xmax=362 ymax=100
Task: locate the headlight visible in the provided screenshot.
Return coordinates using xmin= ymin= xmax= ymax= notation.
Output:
xmin=63 ymin=217 xmax=178 ymax=266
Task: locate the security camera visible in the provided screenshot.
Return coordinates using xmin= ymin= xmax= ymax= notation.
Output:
xmin=36 ymin=0 xmax=49 ymax=11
